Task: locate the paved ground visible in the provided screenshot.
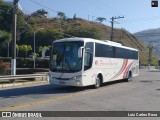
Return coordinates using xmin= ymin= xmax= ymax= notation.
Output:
xmin=0 ymin=69 xmax=160 ymax=120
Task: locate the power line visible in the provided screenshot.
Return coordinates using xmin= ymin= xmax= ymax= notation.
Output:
xmin=85 ymin=0 xmax=138 ymax=33
xmin=20 ymin=9 xmax=76 ymax=38
xmin=119 ymin=16 xmax=160 ymax=24
xmin=26 ymin=0 xmax=160 ymax=39
xmin=30 ymin=0 xmax=58 ymax=14
xmin=28 ymin=0 xmax=92 ymax=32
xmin=32 ymin=0 xmax=160 ymax=34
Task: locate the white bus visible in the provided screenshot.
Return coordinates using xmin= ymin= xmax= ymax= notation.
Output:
xmin=49 ymin=38 xmax=139 ymax=88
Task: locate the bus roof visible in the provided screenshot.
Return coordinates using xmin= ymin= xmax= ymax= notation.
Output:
xmin=53 ymin=37 xmax=138 ymax=51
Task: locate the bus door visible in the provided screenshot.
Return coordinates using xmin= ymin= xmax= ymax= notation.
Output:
xmin=83 ymin=42 xmax=94 ymax=86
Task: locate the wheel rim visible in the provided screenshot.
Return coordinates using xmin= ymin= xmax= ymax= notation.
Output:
xmin=96 ymin=77 xmax=100 ymax=87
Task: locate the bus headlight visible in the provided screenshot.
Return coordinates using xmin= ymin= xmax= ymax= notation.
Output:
xmin=72 ymin=75 xmax=82 ymax=80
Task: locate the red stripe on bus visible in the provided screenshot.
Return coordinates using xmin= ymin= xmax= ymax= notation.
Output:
xmin=123 ymin=61 xmax=134 ymax=79
xmin=118 ymin=59 xmax=128 ymax=77
xmin=110 ymin=59 xmax=128 ymax=80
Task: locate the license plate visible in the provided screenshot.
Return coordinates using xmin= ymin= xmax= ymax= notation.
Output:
xmin=59 ymin=81 xmax=65 ymax=84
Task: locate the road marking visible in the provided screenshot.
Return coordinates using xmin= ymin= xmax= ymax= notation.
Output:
xmin=0 ymin=89 xmax=98 ymax=111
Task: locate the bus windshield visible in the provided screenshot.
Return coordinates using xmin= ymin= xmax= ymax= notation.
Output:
xmin=50 ymin=41 xmax=84 ymax=72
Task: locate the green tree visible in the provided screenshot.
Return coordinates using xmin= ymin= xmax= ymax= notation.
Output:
xmin=0 ymin=2 xmax=13 ymax=32
xmin=19 ymin=45 xmax=32 ymax=58
xmin=0 ymin=0 xmax=25 ymax=58
xmin=0 ymin=1 xmax=25 ymax=34
xmin=0 ymin=30 xmax=11 ymax=42
xmin=32 ymin=9 xmax=48 ymax=17
xmin=96 ymin=17 xmax=106 ymax=23
xmin=57 ymin=11 xmax=66 ymax=19
xmin=0 ymin=30 xmax=12 ymax=57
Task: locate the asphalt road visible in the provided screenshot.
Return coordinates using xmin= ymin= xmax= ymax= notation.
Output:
xmin=0 ymin=69 xmax=160 ymax=120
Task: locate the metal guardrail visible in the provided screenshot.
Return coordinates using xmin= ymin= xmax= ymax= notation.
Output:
xmin=0 ymin=73 xmax=48 ymax=80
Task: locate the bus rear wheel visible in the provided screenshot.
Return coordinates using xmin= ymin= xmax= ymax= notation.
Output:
xmin=126 ymin=72 xmax=132 ymax=82
xmin=94 ymin=76 xmax=101 ymax=88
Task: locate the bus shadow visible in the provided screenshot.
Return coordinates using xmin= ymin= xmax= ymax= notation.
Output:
xmin=0 ymin=80 xmax=128 ymax=98
xmin=0 ymin=84 xmax=87 ymax=98
xmin=102 ymin=80 xmax=126 ymax=87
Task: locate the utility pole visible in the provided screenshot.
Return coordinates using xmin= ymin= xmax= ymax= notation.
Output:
xmin=110 ymin=16 xmax=124 ymax=41
xmin=148 ymin=41 xmax=156 ymax=70
xmin=11 ymin=0 xmax=19 ymax=75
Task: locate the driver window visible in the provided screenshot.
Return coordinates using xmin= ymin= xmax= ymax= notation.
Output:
xmin=84 ymin=52 xmax=92 ymax=71
xmin=84 ymin=52 xmax=92 ymax=66
xmin=84 ymin=42 xmax=93 ymax=71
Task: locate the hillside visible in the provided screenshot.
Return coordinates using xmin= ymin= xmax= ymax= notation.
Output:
xmin=0 ymin=1 xmax=153 ymax=64
xmin=134 ymin=28 xmax=160 ymax=44
xmin=35 ymin=17 xmax=150 ymax=64
xmin=134 ymin=28 xmax=160 ymax=57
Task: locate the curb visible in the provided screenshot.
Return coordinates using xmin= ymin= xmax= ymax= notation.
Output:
xmin=0 ymin=80 xmax=48 ymax=89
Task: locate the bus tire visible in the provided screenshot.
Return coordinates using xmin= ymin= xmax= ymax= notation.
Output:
xmin=126 ymin=71 xmax=132 ymax=82
xmin=94 ymin=76 xmax=101 ymax=88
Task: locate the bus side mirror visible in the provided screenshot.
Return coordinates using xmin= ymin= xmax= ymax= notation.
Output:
xmin=78 ymin=47 xmax=84 ymax=58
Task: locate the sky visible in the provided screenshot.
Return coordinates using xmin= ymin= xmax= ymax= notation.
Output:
xmin=6 ymin=0 xmax=160 ymax=33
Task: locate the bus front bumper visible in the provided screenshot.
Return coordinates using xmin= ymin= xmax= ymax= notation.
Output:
xmin=49 ymin=78 xmax=83 ymax=87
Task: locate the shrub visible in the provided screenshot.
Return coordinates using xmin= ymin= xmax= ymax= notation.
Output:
xmin=16 ymin=58 xmax=49 ymax=68
xmin=0 ymin=57 xmax=49 ymax=68
xmin=0 ymin=60 xmax=10 ymax=75
xmin=17 ymin=58 xmax=34 ymax=68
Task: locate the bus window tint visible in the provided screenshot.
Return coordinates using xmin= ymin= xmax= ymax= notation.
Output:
xmin=115 ymin=47 xmax=138 ymax=59
xmin=84 ymin=42 xmax=93 ymax=71
xmin=95 ymin=43 xmax=114 ymax=57
xmin=95 ymin=42 xmax=138 ymax=59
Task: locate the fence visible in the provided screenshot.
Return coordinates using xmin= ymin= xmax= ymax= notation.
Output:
xmin=0 ymin=73 xmax=49 ymax=82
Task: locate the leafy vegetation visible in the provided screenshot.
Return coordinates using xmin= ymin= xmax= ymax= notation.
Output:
xmin=19 ymin=45 xmax=32 ymax=58
xmin=0 ymin=0 xmax=158 ymax=65
xmin=0 ymin=60 xmax=10 ymax=75
xmin=96 ymin=17 xmax=106 ymax=23
xmin=31 ymin=9 xmax=48 ymax=17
